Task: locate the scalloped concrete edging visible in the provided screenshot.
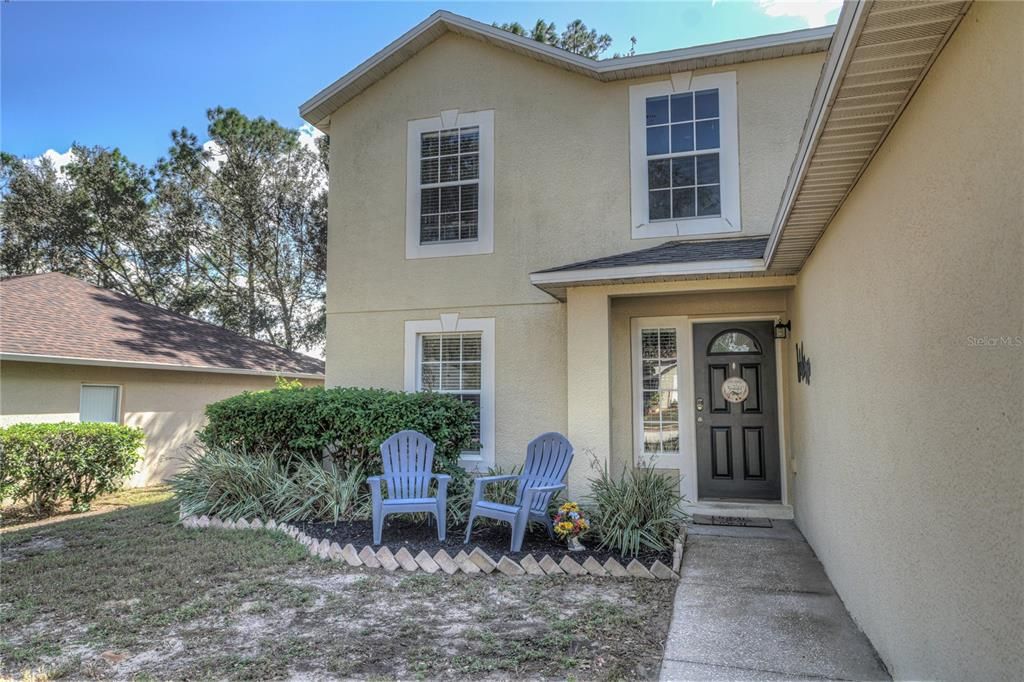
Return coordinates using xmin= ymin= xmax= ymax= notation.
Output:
xmin=180 ymin=513 xmax=684 ymax=580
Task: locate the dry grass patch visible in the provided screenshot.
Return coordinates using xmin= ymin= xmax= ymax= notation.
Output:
xmin=1 ymin=488 xmax=676 ymax=680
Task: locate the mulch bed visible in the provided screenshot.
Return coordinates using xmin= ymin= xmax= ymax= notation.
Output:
xmin=295 ymin=517 xmax=674 ymax=565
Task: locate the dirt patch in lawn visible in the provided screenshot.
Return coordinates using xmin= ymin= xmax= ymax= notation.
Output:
xmin=296 ymin=517 xmax=675 ymax=565
xmin=1 ymin=491 xmax=678 ymax=680
xmin=0 ymin=534 xmax=67 ymax=563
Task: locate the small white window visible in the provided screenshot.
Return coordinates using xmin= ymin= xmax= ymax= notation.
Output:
xmin=629 ymin=73 xmax=740 ymax=238
xmin=404 ymin=316 xmax=495 ymax=469
xmin=406 ymin=110 xmax=494 ymax=259
xmin=631 ymin=317 xmax=692 ymax=468
xmin=418 ymin=333 xmax=482 ymax=449
xmin=80 ymin=384 xmax=121 ymax=423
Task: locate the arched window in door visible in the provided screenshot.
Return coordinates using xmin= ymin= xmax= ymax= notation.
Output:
xmin=708 ymin=329 xmax=761 ymax=355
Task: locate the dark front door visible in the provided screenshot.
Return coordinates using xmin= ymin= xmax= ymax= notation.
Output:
xmin=693 ymin=321 xmax=781 ymax=500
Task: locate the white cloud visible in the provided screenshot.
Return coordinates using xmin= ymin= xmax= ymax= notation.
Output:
xmin=30 ymin=148 xmax=75 ymax=175
xmin=202 ymin=139 xmax=227 ymax=173
xmin=297 ymin=123 xmax=324 ymax=156
xmin=756 ymin=0 xmax=841 ymax=28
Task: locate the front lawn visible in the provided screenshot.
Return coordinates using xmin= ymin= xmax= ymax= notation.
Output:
xmin=0 ymin=487 xmax=676 ymax=680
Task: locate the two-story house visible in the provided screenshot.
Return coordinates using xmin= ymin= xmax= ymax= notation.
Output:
xmin=302 ymin=11 xmax=831 ymax=505
xmin=301 ymin=3 xmax=1020 ymax=680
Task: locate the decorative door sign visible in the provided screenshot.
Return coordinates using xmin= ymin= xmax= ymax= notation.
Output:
xmin=721 ymin=376 xmax=750 ymax=404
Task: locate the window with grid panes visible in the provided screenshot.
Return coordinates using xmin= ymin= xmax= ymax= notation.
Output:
xmin=418 ymin=333 xmax=482 ymax=448
xmin=644 ymin=89 xmax=721 ymax=221
xmin=640 ymin=328 xmax=681 ymax=454
xmin=419 ymin=127 xmax=480 ymax=244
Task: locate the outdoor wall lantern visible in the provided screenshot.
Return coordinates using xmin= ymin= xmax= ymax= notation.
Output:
xmin=774 ymin=320 xmax=792 ymax=339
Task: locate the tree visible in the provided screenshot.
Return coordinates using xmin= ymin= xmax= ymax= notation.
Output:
xmin=559 ymin=19 xmax=612 ymax=59
xmin=156 ymin=107 xmax=327 ymax=351
xmin=1 ymin=109 xmax=328 ymax=354
xmin=493 ymin=17 xmax=617 ymax=59
xmin=1 ymin=146 xmax=184 ymax=307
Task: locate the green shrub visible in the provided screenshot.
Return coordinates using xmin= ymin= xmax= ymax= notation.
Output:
xmin=198 ymin=386 xmax=478 ymax=524
xmin=200 ymin=386 xmax=476 ymax=476
xmin=586 ymin=457 xmax=688 ymax=557
xmin=0 ymin=422 xmax=144 ymax=514
xmin=171 ymin=445 xmax=370 ymax=523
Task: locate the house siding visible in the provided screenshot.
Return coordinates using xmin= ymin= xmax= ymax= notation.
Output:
xmin=785 ymin=2 xmax=1023 ymax=679
xmin=323 ymin=32 xmax=823 ymax=476
xmin=0 ymin=361 xmax=323 ymax=486
xmin=324 ymin=33 xmax=824 ymax=317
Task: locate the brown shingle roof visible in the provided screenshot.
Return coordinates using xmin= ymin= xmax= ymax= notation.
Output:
xmin=0 ymin=273 xmax=324 ymax=377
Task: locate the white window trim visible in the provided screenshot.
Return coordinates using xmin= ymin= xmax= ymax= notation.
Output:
xmin=404 ymin=315 xmax=495 ymax=471
xmin=631 ymin=317 xmax=692 ymax=471
xmin=629 ymin=72 xmax=740 ymax=239
xmin=79 ymin=383 xmax=122 ymax=424
xmin=406 ymin=109 xmax=495 ymax=259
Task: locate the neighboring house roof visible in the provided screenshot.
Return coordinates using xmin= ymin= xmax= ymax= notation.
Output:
xmin=529 ymin=238 xmax=772 ymax=300
xmin=300 ymin=10 xmax=833 ymax=130
xmin=0 ymin=273 xmax=324 ymax=378
xmin=765 ymin=0 xmax=971 ymax=272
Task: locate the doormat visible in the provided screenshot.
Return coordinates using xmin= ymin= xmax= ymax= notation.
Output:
xmin=692 ymin=515 xmax=772 ymax=528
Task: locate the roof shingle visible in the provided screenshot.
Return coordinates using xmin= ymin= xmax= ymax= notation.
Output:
xmin=0 ymin=273 xmax=324 ymax=377
xmin=534 ymin=237 xmax=768 ymax=274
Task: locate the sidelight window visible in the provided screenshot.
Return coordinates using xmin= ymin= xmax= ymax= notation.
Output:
xmin=631 ymin=317 xmax=692 ymax=467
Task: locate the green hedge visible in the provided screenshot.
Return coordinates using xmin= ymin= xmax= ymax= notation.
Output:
xmin=0 ymin=422 xmax=144 ymax=514
xmin=199 ymin=386 xmax=477 ymax=475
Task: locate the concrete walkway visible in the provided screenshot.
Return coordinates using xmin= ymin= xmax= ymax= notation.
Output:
xmin=660 ymin=520 xmax=890 ymax=681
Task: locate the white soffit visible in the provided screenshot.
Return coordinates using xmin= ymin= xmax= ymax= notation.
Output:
xmin=299 ymin=11 xmax=833 ymax=130
xmin=766 ymin=0 xmax=972 ymax=273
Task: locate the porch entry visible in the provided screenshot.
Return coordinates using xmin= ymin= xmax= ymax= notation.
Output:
xmin=693 ymin=321 xmax=781 ymax=500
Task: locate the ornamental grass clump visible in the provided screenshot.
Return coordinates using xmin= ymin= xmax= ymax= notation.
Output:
xmin=587 ymin=457 xmax=688 ymax=558
xmin=170 ymin=445 xmax=369 ymax=523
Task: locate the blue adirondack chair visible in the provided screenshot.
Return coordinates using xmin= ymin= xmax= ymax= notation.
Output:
xmin=464 ymin=432 xmax=574 ymax=552
xmin=368 ymin=430 xmax=450 ymax=545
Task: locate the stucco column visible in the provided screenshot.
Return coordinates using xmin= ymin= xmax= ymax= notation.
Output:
xmin=565 ymin=286 xmax=611 ymax=498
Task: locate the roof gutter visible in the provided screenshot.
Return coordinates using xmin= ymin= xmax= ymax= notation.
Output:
xmin=530 ymin=258 xmax=766 ymax=287
xmin=0 ymin=352 xmax=325 ymax=381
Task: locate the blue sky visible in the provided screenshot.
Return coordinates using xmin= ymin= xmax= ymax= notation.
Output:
xmin=2 ymin=1 xmax=839 ymax=167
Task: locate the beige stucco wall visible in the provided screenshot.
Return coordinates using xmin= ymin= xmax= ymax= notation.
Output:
xmin=0 ymin=361 xmax=323 ymax=486
xmin=330 ymin=303 xmax=567 ymax=474
xmin=785 ymin=2 xmax=1023 ymax=679
xmin=324 ymin=33 xmax=824 ymax=320
xmin=323 ymin=34 xmax=821 ymax=489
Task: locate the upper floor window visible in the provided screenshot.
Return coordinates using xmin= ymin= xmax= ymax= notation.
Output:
xmin=419 ymin=127 xmax=479 ymax=244
xmin=629 ymin=73 xmax=740 ymax=239
xmin=406 ymin=110 xmax=494 ymax=259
